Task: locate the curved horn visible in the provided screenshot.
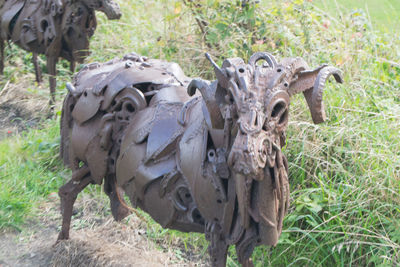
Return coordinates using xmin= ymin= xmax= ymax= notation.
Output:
xmin=287 ymin=57 xmax=309 ymax=76
xmin=287 ymin=65 xmax=327 ymax=96
xmin=271 ymin=57 xmax=310 ymax=91
xmin=309 ymin=66 xmax=343 ymax=124
xmin=187 ymin=79 xmax=224 ymax=129
xmin=249 ymin=52 xmax=277 ymax=69
xmin=93 ymin=0 xmax=122 ymax=20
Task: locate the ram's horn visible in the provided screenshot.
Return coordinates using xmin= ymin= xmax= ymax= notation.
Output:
xmin=287 ymin=57 xmax=309 ymax=76
xmin=249 ymin=52 xmax=277 ymax=69
xmin=305 ymin=66 xmax=343 ymax=124
xmin=187 ymin=79 xmax=224 ymax=129
xmin=94 ymin=0 xmax=122 ymax=20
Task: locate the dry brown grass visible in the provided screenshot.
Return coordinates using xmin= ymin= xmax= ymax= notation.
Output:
xmin=52 ymin=218 xmax=195 ymax=267
xmin=0 ymin=192 xmax=206 ymax=266
xmin=0 ymin=74 xmax=49 ymax=139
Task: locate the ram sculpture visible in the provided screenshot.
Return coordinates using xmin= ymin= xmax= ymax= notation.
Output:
xmin=58 ymin=52 xmax=342 ymax=266
xmin=0 ymin=0 xmax=121 ymax=106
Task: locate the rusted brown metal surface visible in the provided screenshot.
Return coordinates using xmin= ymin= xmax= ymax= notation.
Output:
xmin=0 ymin=0 xmax=121 ymax=106
xmin=58 ymin=52 xmax=342 ymax=266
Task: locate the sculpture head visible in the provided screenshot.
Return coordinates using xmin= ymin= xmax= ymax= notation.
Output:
xmin=62 ymin=2 xmax=97 ymax=62
xmin=188 ymin=53 xmax=343 ymax=239
xmin=190 ymin=52 xmax=343 ymax=180
xmin=60 ymin=0 xmax=122 ymax=62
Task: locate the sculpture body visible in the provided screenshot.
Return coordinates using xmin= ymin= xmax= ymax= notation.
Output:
xmin=59 ymin=52 xmax=343 ymax=266
xmin=0 ymin=0 xmax=121 ymax=105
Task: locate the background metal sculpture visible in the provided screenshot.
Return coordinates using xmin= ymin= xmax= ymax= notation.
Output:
xmin=0 ymin=0 xmax=121 ymax=105
xmin=58 ymin=52 xmax=343 ymax=266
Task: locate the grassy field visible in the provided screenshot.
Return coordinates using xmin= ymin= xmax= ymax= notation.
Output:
xmin=316 ymin=0 xmax=400 ymax=31
xmin=0 ymin=0 xmax=399 ymax=266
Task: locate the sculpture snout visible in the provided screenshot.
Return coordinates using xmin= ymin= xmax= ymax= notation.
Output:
xmin=228 ymin=131 xmax=275 ymax=179
xmin=238 ymin=108 xmax=263 ymax=135
xmin=73 ymin=49 xmax=90 ymax=63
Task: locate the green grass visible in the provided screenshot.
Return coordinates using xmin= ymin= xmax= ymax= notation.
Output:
xmin=0 ymin=0 xmax=399 ymax=266
xmin=0 ymin=120 xmax=66 ymax=230
xmin=316 ymin=0 xmax=400 ymax=31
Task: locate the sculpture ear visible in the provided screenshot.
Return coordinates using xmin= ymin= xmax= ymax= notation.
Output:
xmin=187 ymin=79 xmax=224 ymax=129
xmin=66 ymin=82 xmax=80 ymax=98
xmin=205 ymin=53 xmax=231 ymax=89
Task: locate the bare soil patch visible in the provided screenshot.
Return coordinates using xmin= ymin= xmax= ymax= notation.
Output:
xmin=0 ymin=193 xmax=205 ymax=266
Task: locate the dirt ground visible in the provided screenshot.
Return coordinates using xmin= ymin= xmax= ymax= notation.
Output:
xmin=0 ymin=83 xmax=206 ymax=266
xmin=0 ymin=192 xmax=205 ymax=267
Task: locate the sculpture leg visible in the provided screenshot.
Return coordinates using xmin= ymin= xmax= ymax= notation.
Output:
xmin=0 ymin=39 xmax=4 ymax=75
xmin=47 ymin=56 xmax=58 ymax=107
xmin=32 ymin=53 xmax=42 ymax=83
xmin=209 ymin=230 xmax=228 ymax=267
xmin=104 ymin=174 xmax=131 ymax=221
xmin=240 ymin=258 xmax=254 ymax=267
xmin=69 ymin=60 xmax=75 ymax=74
xmin=57 ymin=166 xmax=92 ymax=241
xmin=236 ymin=228 xmax=257 ymax=267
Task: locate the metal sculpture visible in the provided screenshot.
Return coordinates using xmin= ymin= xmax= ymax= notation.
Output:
xmin=58 ymin=52 xmax=343 ymax=266
xmin=0 ymin=0 xmax=121 ymax=105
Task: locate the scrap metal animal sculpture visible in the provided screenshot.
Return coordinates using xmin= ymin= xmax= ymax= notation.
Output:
xmin=58 ymin=52 xmax=342 ymax=266
xmin=0 ymin=0 xmax=121 ymax=105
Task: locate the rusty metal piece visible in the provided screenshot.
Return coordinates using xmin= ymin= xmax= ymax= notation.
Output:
xmin=58 ymin=52 xmax=342 ymax=266
xmin=0 ymin=0 xmax=121 ymax=106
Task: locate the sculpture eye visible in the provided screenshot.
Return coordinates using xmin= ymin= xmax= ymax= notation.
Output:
xmin=271 ymin=100 xmax=289 ymax=128
xmin=40 ymin=19 xmax=49 ymax=32
xmin=271 ymin=101 xmax=285 ymax=118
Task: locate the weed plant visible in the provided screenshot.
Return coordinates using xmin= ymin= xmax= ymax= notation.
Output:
xmin=0 ymin=0 xmax=399 ymax=266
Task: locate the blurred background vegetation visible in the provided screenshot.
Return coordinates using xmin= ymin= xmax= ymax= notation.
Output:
xmin=0 ymin=0 xmax=399 ymax=266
